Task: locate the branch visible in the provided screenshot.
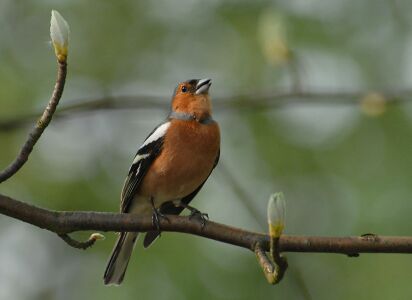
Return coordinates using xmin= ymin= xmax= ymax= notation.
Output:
xmin=0 ymin=11 xmax=70 ymax=183
xmin=0 ymin=61 xmax=67 ymax=182
xmin=1 ymin=89 xmax=411 ymax=131
xmin=58 ymin=233 xmax=105 ymax=250
xmin=1 ymin=192 xmax=412 ymax=255
xmin=3 ymin=11 xmax=411 ymax=288
xmin=255 ymin=242 xmax=287 ymax=284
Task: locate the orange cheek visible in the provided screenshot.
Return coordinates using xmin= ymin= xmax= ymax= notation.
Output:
xmin=172 ymin=94 xmax=192 ymax=111
xmin=189 ymin=97 xmax=211 ymax=112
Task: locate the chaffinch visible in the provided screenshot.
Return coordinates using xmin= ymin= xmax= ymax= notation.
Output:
xmin=104 ymin=78 xmax=220 ymax=285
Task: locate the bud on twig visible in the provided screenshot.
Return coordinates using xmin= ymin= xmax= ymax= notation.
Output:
xmin=267 ymin=192 xmax=286 ymax=238
xmin=90 ymin=233 xmax=105 ymax=241
xmin=50 ymin=10 xmax=70 ymax=62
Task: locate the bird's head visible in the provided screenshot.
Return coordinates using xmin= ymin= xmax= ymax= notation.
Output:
xmin=171 ymin=78 xmax=212 ymax=121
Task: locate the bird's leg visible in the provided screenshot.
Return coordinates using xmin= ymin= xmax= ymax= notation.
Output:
xmin=150 ymin=197 xmax=169 ymax=235
xmin=174 ymin=201 xmax=209 ymax=227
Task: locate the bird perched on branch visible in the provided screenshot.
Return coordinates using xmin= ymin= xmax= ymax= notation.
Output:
xmin=103 ymin=79 xmax=220 ymax=285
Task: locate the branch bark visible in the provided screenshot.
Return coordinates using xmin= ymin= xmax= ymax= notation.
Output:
xmin=1 ymin=192 xmax=412 ymax=255
xmin=58 ymin=232 xmax=105 ymax=250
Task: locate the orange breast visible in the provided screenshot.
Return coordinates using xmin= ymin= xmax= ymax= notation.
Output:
xmin=139 ymin=119 xmax=220 ymax=202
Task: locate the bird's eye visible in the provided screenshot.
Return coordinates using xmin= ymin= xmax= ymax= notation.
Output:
xmin=181 ymin=86 xmax=188 ymax=93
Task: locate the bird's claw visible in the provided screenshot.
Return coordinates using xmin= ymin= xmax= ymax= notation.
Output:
xmin=151 ymin=207 xmax=169 ymax=235
xmin=173 ymin=201 xmax=209 ymax=228
xmin=189 ymin=209 xmax=209 ymax=228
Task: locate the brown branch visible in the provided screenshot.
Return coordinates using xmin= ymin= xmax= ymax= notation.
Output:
xmin=0 ymin=61 xmax=67 ymax=182
xmin=270 ymin=237 xmax=288 ymax=282
xmin=3 ymin=12 xmax=410 ymax=288
xmin=1 ymin=192 xmax=412 ymax=255
xmin=255 ymin=243 xmax=276 ymax=283
xmin=58 ymin=232 xmax=105 ymax=250
xmin=1 ymin=89 xmax=411 ymax=131
xmin=219 ymin=165 xmax=312 ymax=293
xmin=255 ymin=240 xmax=288 ymax=285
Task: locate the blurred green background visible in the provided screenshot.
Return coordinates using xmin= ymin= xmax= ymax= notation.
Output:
xmin=1 ymin=1 xmax=412 ymax=299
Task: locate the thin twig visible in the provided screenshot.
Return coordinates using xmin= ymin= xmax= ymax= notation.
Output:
xmin=255 ymin=243 xmax=276 ymax=284
xmin=255 ymin=241 xmax=288 ymax=285
xmin=219 ymin=164 xmax=311 ymax=295
xmin=255 ymin=240 xmax=288 ymax=285
xmin=0 ymin=61 xmax=67 ymax=182
xmin=58 ymin=233 xmax=104 ymax=250
xmin=1 ymin=89 xmax=412 ymax=131
xmin=270 ymin=237 xmax=288 ymax=283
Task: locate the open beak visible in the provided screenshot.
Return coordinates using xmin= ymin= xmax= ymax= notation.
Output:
xmin=195 ymin=78 xmax=212 ymax=95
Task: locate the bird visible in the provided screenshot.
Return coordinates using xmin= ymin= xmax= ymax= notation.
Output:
xmin=103 ymin=78 xmax=220 ymax=285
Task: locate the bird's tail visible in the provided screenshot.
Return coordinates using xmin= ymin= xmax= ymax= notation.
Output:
xmin=103 ymin=232 xmax=139 ymax=285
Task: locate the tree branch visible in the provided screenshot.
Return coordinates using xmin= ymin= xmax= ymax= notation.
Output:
xmin=1 ymin=89 xmax=411 ymax=131
xmin=3 ymin=11 xmax=411 ymax=288
xmin=1 ymin=192 xmax=412 ymax=255
xmin=0 ymin=61 xmax=67 ymax=182
xmin=58 ymin=232 xmax=105 ymax=250
xmin=255 ymin=242 xmax=287 ymax=284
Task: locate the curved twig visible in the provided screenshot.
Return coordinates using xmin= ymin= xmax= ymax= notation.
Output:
xmin=0 ymin=61 xmax=67 ymax=183
xmin=58 ymin=232 xmax=105 ymax=250
xmin=255 ymin=241 xmax=288 ymax=285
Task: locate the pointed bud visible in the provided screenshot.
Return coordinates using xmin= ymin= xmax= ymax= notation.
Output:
xmin=267 ymin=193 xmax=286 ymax=238
xmin=50 ymin=10 xmax=70 ymax=62
xmin=90 ymin=233 xmax=105 ymax=241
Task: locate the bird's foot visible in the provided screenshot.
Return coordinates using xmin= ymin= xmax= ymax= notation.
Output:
xmin=188 ymin=208 xmax=209 ymax=228
xmin=174 ymin=201 xmax=209 ymax=227
xmin=151 ymin=199 xmax=169 ymax=235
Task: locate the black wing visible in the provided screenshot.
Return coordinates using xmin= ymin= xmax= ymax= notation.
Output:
xmin=120 ymin=122 xmax=169 ymax=213
xmin=143 ymin=149 xmax=220 ymax=247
